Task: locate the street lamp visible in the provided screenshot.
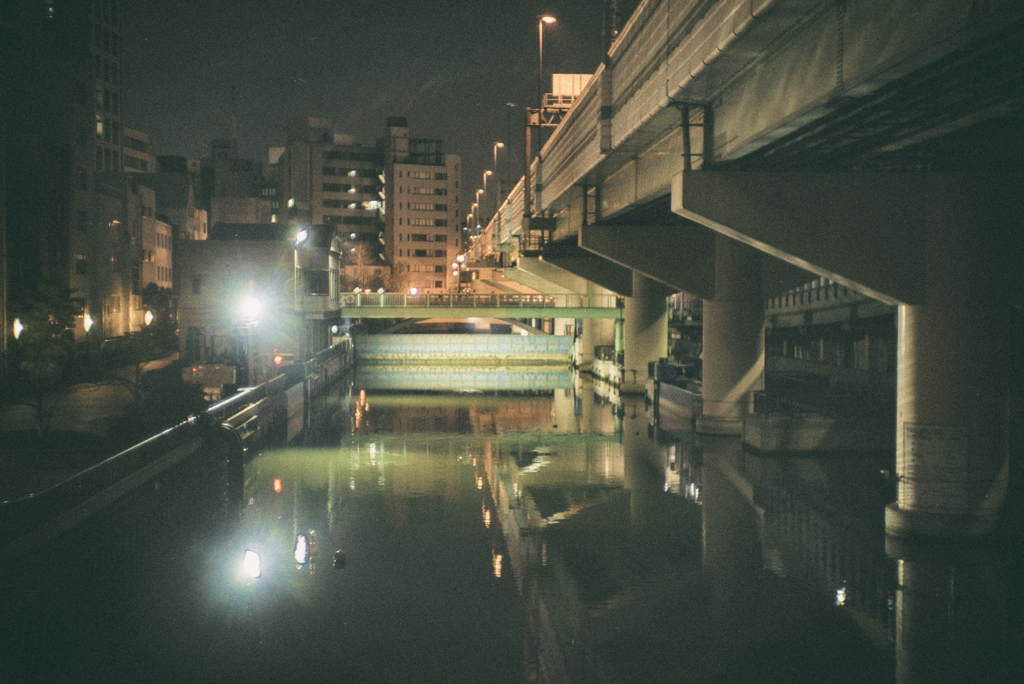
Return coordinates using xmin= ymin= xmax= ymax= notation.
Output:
xmin=241 ymin=296 xmax=261 ymax=386
xmin=538 ymin=15 xmax=557 ymax=107
xmin=492 ymin=142 xmax=504 ymax=171
xmin=492 ymin=142 xmax=506 ymax=204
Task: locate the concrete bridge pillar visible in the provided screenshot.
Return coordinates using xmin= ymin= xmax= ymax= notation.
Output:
xmin=886 ymin=178 xmax=1013 ymax=538
xmin=676 ymin=169 xmax=1018 ymax=534
xmin=622 ymin=398 xmax=664 ymax=527
xmin=696 ymin=236 xmax=764 ymax=435
xmin=698 ymin=435 xmax=763 ymax=652
xmin=622 ymin=271 xmax=668 ymax=393
xmin=886 ymin=539 xmax=1010 ymax=684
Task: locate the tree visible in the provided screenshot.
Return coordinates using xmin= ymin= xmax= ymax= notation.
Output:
xmin=140 ymin=283 xmax=177 ymax=352
xmin=341 ymin=241 xmax=386 ymax=292
xmin=4 ymin=283 xmax=83 ymax=435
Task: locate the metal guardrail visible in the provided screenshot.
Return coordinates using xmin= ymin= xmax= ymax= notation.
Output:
xmin=0 ymin=341 xmax=356 ymax=560
xmin=341 ymin=292 xmax=623 ymax=310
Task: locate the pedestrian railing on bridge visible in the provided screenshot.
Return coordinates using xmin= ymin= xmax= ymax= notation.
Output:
xmin=342 ymin=292 xmax=623 ymax=311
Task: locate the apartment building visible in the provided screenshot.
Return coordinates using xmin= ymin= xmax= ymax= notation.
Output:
xmin=273 ymin=117 xmax=382 ymax=233
xmin=123 ymin=127 xmax=155 ymax=173
xmin=381 ymin=117 xmax=461 ymax=293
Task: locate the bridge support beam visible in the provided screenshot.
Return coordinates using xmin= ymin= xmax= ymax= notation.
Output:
xmin=622 ymin=271 xmax=670 ymax=393
xmin=697 ymin=236 xmax=765 ymax=435
xmin=577 ymin=317 xmax=612 ymax=371
xmin=675 ymin=170 xmax=1020 ymax=536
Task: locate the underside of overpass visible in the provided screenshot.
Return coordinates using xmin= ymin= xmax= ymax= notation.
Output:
xmin=488 ymin=2 xmax=1024 ymax=540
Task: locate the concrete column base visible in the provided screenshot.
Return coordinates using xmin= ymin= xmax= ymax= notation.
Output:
xmin=885 ymin=502 xmax=1000 ymax=538
xmin=695 ymin=414 xmax=742 ymax=436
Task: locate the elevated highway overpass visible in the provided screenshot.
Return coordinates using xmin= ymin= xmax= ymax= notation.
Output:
xmin=468 ymin=0 xmax=1024 ymax=538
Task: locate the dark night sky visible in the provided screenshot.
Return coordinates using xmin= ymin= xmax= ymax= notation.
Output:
xmin=122 ymin=1 xmax=638 ymax=216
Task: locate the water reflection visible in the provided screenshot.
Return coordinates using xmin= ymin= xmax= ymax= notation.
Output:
xmin=356 ymin=364 xmax=575 ymax=391
xmin=3 ymin=366 xmax=1017 ymax=683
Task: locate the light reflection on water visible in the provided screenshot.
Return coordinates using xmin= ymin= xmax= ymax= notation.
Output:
xmin=5 ymin=370 xmax=1017 ymax=683
xmin=231 ymin=374 xmax=906 ymax=683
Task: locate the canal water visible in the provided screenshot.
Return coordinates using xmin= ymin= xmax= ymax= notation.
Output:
xmin=3 ymin=367 xmax=1019 ymax=683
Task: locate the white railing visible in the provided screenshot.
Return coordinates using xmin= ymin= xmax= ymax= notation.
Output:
xmin=340 ymin=293 xmax=622 ymax=309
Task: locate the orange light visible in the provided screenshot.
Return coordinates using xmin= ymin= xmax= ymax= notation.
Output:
xmin=273 ymin=354 xmax=284 ymax=365
xmin=359 ymin=389 xmax=366 ymax=406
xmin=273 ymin=478 xmax=283 ymax=493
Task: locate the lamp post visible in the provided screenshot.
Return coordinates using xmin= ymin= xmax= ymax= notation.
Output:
xmin=492 ymin=142 xmax=504 ymax=174
xmin=483 ymin=170 xmax=493 ymax=221
xmin=505 ymin=103 xmax=517 ymax=189
xmin=538 ymin=15 xmax=557 ymax=108
xmin=242 ymin=296 xmax=261 ymax=386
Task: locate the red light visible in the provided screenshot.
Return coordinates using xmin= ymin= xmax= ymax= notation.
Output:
xmin=273 ymin=354 xmax=284 ymax=365
xmin=273 ymin=478 xmax=282 ymax=493
xmin=359 ymin=389 xmax=366 ymax=406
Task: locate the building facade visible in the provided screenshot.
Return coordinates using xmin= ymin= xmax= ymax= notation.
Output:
xmin=85 ymin=173 xmax=166 ymax=338
xmin=273 ymin=118 xmax=382 ymax=232
xmin=1 ymin=0 xmax=141 ymax=358
xmin=123 ymin=127 xmax=155 ymax=173
xmin=175 ymin=223 xmax=342 ymax=374
xmin=271 ymin=117 xmax=385 ymax=291
xmin=381 ymin=117 xmax=461 ymax=293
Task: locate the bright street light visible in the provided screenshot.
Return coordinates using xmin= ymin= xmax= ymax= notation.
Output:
xmin=539 ymin=15 xmax=557 ymax=106
xmin=243 ymin=297 xmax=262 ymax=321
xmin=13 ymin=318 xmax=24 ymax=340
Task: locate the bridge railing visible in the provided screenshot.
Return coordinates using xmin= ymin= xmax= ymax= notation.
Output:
xmin=342 ymin=292 xmax=623 ymax=310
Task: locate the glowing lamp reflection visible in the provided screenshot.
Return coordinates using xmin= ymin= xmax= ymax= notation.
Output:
xmin=492 ymin=550 xmax=503 ymax=578
xmin=243 ymin=549 xmax=262 ymax=578
xmin=273 ymin=478 xmax=283 ymax=493
xmin=294 ymin=533 xmax=309 ymax=564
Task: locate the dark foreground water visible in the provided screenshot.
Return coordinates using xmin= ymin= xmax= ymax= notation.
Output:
xmin=2 ymin=371 xmax=1020 ymax=683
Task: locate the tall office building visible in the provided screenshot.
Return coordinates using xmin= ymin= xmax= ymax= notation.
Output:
xmin=123 ymin=128 xmax=155 ymax=173
xmin=271 ymin=118 xmax=385 ymax=289
xmin=381 ymin=117 xmax=461 ymax=293
xmin=273 ymin=117 xmax=382 ymax=231
xmin=1 ymin=0 xmax=129 ymax=347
